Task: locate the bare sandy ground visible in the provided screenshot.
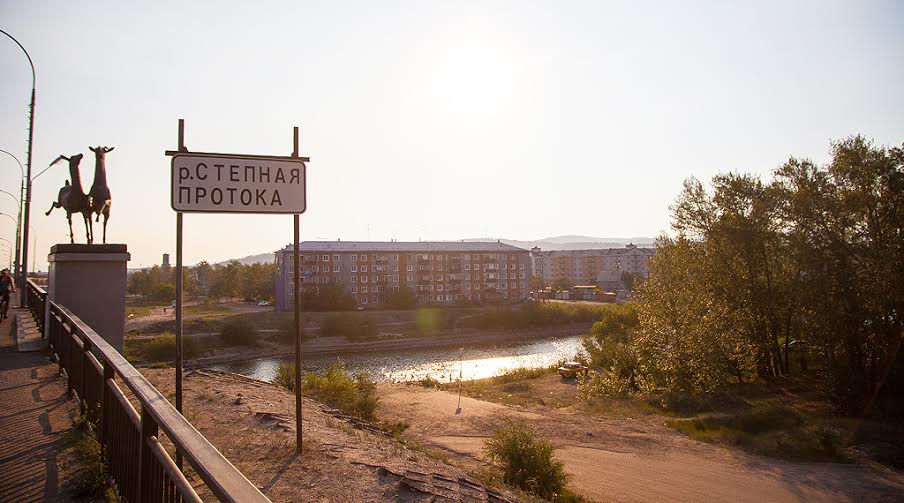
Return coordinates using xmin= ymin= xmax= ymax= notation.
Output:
xmin=377 ymin=384 xmax=904 ymax=503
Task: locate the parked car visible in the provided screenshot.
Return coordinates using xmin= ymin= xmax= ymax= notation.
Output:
xmin=257 ymin=300 xmax=271 ymax=306
xmin=557 ymin=361 xmax=588 ymax=378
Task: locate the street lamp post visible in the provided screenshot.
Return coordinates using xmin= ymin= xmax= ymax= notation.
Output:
xmin=1 ymin=29 xmax=36 ymax=306
xmin=0 ymin=187 xmax=21 ymax=281
xmin=0 ymin=150 xmax=24 ymax=290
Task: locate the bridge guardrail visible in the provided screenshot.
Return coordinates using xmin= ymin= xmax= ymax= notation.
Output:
xmin=39 ymin=291 xmax=269 ymax=502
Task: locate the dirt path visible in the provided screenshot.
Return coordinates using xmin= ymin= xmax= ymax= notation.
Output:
xmin=377 ymin=384 xmax=904 ymax=502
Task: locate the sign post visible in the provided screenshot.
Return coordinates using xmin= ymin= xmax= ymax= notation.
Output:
xmin=167 ymin=120 xmax=309 ymax=455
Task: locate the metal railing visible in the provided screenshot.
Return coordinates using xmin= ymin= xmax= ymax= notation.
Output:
xmin=24 ymin=279 xmax=46 ymax=334
xmin=28 ymin=280 xmax=269 ymax=502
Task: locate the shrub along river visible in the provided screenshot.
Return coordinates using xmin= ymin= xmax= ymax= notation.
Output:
xmin=209 ymin=334 xmax=585 ymax=383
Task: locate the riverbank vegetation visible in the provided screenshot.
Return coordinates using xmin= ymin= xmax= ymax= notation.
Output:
xmin=274 ymin=361 xmax=379 ymax=420
xmin=580 ymin=137 xmax=903 ymax=415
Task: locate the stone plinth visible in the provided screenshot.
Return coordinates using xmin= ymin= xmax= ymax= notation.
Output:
xmin=47 ymin=244 xmax=130 ymax=352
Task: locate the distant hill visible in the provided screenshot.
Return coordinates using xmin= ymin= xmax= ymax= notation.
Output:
xmin=217 ymin=252 xmax=275 ymax=266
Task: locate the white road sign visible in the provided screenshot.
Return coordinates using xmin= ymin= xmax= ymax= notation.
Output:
xmin=171 ymin=152 xmax=306 ymax=214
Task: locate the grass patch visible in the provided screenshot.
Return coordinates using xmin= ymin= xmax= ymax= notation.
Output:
xmin=275 ymin=361 xmax=379 ymax=420
xmin=220 ymin=317 xmax=257 ymax=346
xmin=492 ymin=366 xmax=550 ymax=384
xmin=125 ymin=299 xmax=168 ymax=318
xmin=64 ymin=408 xmax=110 ymax=498
xmin=144 ymin=333 xmax=201 ymax=362
xmin=665 ymin=405 xmax=846 ymax=462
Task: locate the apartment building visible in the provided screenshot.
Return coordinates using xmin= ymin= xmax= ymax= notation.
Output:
xmin=530 ymin=244 xmax=655 ymax=290
xmin=275 ymin=241 xmax=531 ymax=310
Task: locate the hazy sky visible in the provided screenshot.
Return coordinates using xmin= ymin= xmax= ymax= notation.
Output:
xmin=2 ymin=1 xmax=902 ymax=270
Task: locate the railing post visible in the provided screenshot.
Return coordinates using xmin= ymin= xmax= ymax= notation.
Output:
xmin=99 ymin=357 xmax=114 ymax=452
xmin=139 ymin=406 xmax=159 ymax=502
xmin=80 ymin=334 xmax=90 ymax=416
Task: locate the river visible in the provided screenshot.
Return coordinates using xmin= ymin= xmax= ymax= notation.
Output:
xmin=209 ymin=334 xmax=586 ymax=383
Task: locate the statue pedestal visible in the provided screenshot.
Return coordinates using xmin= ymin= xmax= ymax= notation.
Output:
xmin=47 ymin=244 xmax=130 ymax=352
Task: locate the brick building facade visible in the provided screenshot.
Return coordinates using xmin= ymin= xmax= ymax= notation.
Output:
xmin=275 ymin=241 xmax=530 ymax=310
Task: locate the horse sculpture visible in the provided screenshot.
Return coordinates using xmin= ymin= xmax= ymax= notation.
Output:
xmin=45 ymin=153 xmax=93 ymax=244
xmin=88 ymin=146 xmax=113 ymax=244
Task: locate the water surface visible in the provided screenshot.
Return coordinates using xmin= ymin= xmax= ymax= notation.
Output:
xmin=209 ymin=334 xmax=585 ymax=383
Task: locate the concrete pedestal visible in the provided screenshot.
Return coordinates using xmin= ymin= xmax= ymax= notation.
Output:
xmin=48 ymin=244 xmax=130 ymax=352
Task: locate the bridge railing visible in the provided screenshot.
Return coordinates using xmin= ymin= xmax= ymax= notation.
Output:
xmin=24 ymin=279 xmax=46 ymax=334
xmin=40 ymin=294 xmax=269 ymax=502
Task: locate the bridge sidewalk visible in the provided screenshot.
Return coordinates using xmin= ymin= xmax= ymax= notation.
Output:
xmin=0 ymin=294 xmax=79 ymax=502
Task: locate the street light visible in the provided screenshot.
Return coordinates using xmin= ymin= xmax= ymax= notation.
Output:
xmin=0 ymin=149 xmax=24 ymax=288
xmin=1 ymin=29 xmax=37 ymax=307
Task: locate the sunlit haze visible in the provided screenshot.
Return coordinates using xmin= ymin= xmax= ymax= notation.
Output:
xmin=2 ymin=1 xmax=902 ymax=269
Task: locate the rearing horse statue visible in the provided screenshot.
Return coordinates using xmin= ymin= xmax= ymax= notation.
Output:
xmin=45 ymin=153 xmax=93 ymax=243
xmin=88 ymin=146 xmax=113 ymax=244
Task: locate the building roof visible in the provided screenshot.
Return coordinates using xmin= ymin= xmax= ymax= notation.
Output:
xmin=278 ymin=241 xmax=528 ymax=254
xmin=531 ymin=246 xmax=655 ymax=257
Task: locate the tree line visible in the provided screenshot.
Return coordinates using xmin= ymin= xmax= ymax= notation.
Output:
xmin=128 ymin=260 xmax=276 ymax=302
xmin=583 ymin=136 xmax=903 ymax=416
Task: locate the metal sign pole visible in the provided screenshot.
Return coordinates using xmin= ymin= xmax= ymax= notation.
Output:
xmin=175 ymin=118 xmax=185 ymax=470
xmin=292 ymin=126 xmax=303 ymax=452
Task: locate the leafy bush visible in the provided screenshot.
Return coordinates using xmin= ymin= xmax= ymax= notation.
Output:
xmin=385 ymin=287 xmax=418 ymax=309
xmin=461 ymin=302 xmax=603 ymax=331
xmin=273 ymin=360 xmax=296 ymax=391
xmin=665 ymin=405 xmax=845 ymax=461
xmin=578 ymin=372 xmax=634 ymax=399
xmin=150 ymin=283 xmax=176 ymax=302
xmin=483 ymin=419 xmax=568 ymax=501
xmin=219 ymin=317 xmax=257 ymax=346
xmin=143 ymin=333 xmax=200 ymax=362
xmin=277 ymin=317 xmax=303 ymax=344
xmin=320 ymin=313 xmax=377 ymax=340
xmin=276 ymin=361 xmax=379 ymax=420
xmin=299 ymin=283 xmax=356 ymax=311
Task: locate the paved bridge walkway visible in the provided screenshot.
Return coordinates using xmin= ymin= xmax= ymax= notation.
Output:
xmin=0 ymin=294 xmax=78 ymax=502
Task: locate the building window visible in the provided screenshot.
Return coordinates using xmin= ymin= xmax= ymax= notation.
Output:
xmin=373 ymin=275 xmax=378 ymax=282
xmin=352 ymin=276 xmax=357 ymax=283
xmin=322 ymin=255 xmax=329 ymax=261
xmin=362 ymin=287 xmax=368 ymax=293
xmin=361 ymin=265 xmax=368 ymax=272
xmin=520 ymin=273 xmax=525 ymax=279
xmin=362 ymin=298 xmax=368 ymax=304
xmin=473 ymin=254 xmax=479 ymax=260
xmin=313 ymin=266 xmax=319 ymax=272
xmin=437 ymin=285 xmax=444 ymax=291
xmin=333 ymin=265 xmax=339 ymax=272
xmin=393 ymin=265 xmax=399 ymax=272
xmin=351 ymin=255 xmax=357 ymax=262
xmin=437 ymin=295 xmax=443 ymax=301
xmin=407 ymin=265 xmax=413 ymax=272
xmin=323 ymin=278 xmax=330 ymax=284
xmin=361 ymin=255 xmax=367 ymax=261
xmin=372 ymin=296 xmax=378 ymax=303
xmin=352 ymin=265 xmax=358 ymax=272
xmin=352 ymin=286 xmax=358 ymax=293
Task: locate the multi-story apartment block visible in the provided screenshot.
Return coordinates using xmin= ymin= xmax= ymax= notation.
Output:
xmin=530 ymin=244 xmax=655 ymax=290
xmin=275 ymin=241 xmax=530 ymax=310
